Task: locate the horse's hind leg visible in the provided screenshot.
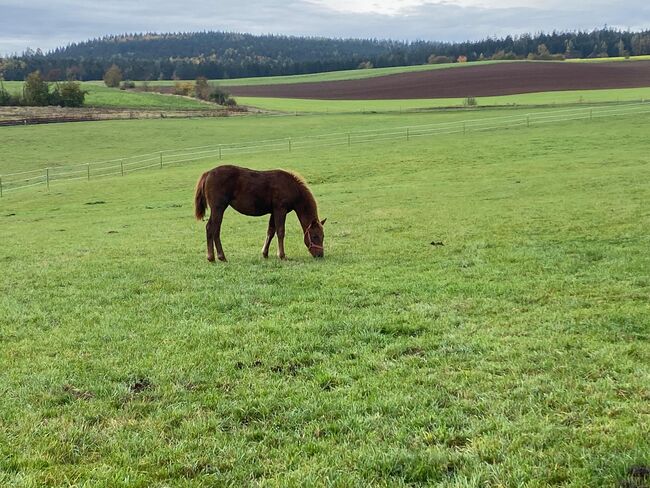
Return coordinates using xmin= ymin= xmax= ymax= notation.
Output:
xmin=262 ymin=213 xmax=276 ymax=258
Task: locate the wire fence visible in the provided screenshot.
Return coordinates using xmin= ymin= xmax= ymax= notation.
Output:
xmin=2 ymin=101 xmax=649 ymax=196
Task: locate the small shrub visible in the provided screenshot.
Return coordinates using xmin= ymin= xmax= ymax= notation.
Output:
xmin=103 ymin=64 xmax=123 ymax=88
xmin=0 ymin=82 xmax=20 ymax=106
xmin=428 ymin=55 xmax=453 ymax=64
xmin=195 ymin=76 xmax=211 ymax=100
xmin=23 ymin=71 xmax=50 ymax=106
xmin=120 ymin=80 xmax=136 ymax=90
xmin=174 ymin=81 xmax=194 ymax=96
xmin=357 ymin=61 xmax=374 ymax=69
xmin=51 ymin=81 xmax=87 ymax=107
xmin=209 ymin=87 xmax=236 ymax=106
xmin=492 ymin=50 xmax=518 ymax=60
xmin=463 ymin=96 xmax=478 ymax=107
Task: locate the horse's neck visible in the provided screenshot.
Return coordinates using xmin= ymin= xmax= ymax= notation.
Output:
xmin=295 ymin=190 xmax=318 ymax=231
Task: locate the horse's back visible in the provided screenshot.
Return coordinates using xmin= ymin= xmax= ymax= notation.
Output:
xmin=205 ymin=165 xmax=298 ymax=216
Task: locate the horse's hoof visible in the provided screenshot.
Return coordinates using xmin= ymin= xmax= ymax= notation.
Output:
xmin=218 ymin=256 xmax=227 ymax=262
xmin=207 ymin=255 xmax=216 ymax=262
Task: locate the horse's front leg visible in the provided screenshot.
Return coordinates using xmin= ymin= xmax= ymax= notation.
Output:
xmin=206 ymin=218 xmax=216 ymax=262
xmin=262 ymin=213 xmax=275 ymax=258
xmin=273 ymin=209 xmax=288 ymax=259
xmin=212 ymin=207 xmax=227 ymax=262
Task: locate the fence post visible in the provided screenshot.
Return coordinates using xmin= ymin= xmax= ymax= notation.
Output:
xmin=526 ymin=115 xmax=530 ymax=127
xmin=219 ymin=145 xmax=222 ymax=160
xmin=87 ymin=163 xmax=90 ymax=181
xmin=348 ymin=132 xmax=351 ymax=147
xmin=160 ymin=152 xmax=163 ymax=169
xmin=463 ymin=122 xmax=466 ymax=135
xmin=46 ymin=168 xmax=49 ymax=190
xmin=288 ymin=138 xmax=292 ymax=152
xmin=406 ymin=128 xmax=410 ymax=141
xmin=121 ymin=160 xmax=124 ymax=176
xmin=0 ymin=176 xmax=3 ymax=198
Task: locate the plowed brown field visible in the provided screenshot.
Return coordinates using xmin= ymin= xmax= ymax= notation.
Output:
xmin=223 ymin=61 xmax=650 ymax=99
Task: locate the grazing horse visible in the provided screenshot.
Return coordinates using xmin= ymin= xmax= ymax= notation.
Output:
xmin=194 ymin=165 xmax=326 ymax=262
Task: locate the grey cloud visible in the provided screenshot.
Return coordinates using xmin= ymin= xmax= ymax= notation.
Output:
xmin=1 ymin=0 xmax=649 ymax=55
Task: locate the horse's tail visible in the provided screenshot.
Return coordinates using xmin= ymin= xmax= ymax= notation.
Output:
xmin=194 ymin=171 xmax=209 ymax=220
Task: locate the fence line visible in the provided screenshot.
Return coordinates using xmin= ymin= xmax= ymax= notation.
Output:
xmin=2 ymin=102 xmax=649 ymax=195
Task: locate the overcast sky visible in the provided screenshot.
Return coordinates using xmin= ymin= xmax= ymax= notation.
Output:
xmin=1 ymin=0 xmax=648 ymax=55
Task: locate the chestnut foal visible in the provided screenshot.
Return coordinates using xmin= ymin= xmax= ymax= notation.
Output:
xmin=194 ymin=165 xmax=326 ymax=262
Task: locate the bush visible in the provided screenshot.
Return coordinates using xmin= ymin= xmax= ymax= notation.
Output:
xmin=120 ymin=80 xmax=136 ymax=90
xmin=103 ymin=64 xmax=122 ymax=87
xmin=427 ymin=55 xmax=453 ymax=64
xmin=51 ymin=81 xmax=87 ymax=107
xmin=463 ymin=96 xmax=478 ymax=107
xmin=174 ymin=81 xmax=194 ymax=96
xmin=0 ymin=82 xmax=20 ymax=106
xmin=357 ymin=61 xmax=374 ymax=69
xmin=23 ymin=71 xmax=50 ymax=106
xmin=195 ymin=76 xmax=212 ymax=100
xmin=492 ymin=50 xmax=519 ymax=60
xmin=208 ymin=86 xmax=236 ymax=106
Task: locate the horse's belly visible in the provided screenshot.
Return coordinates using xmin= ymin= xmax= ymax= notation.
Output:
xmin=230 ymin=198 xmax=271 ymax=217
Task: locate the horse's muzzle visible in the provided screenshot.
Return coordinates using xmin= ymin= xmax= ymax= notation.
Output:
xmin=309 ymin=246 xmax=324 ymax=258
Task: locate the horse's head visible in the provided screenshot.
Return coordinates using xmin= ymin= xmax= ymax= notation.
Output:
xmin=304 ymin=218 xmax=326 ymax=258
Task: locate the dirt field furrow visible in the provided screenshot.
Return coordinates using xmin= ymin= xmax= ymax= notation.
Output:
xmin=222 ymin=61 xmax=650 ymax=99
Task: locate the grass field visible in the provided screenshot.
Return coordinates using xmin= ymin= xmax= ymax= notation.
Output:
xmin=0 ymin=105 xmax=603 ymax=175
xmin=235 ymin=87 xmax=650 ymax=113
xmin=566 ymin=54 xmax=650 ymax=63
xmin=1 ymin=109 xmax=649 ymax=486
xmin=2 ymin=81 xmax=212 ymax=110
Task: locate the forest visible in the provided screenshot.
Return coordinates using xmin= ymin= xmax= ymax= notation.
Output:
xmin=1 ymin=29 xmax=649 ymax=81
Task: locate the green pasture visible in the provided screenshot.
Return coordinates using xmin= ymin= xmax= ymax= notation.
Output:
xmin=1 ymin=81 xmax=212 ymax=110
xmin=1 ymin=109 xmax=649 ymax=486
xmin=235 ymin=87 xmax=650 ymax=113
xmin=3 ymin=104 xmax=642 ymax=176
xmin=566 ymin=54 xmax=650 ymax=63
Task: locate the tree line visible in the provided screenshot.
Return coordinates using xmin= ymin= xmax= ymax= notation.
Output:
xmin=1 ymin=28 xmax=649 ymax=82
xmin=0 ymin=72 xmax=86 ymax=107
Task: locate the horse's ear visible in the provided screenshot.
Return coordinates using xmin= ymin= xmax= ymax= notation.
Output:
xmin=320 ymin=218 xmax=327 ymax=226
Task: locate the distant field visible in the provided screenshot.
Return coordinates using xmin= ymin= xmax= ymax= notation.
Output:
xmin=236 ymin=87 xmax=650 ymax=113
xmin=2 ymin=82 xmax=213 ymax=110
xmin=139 ymin=56 xmax=650 ymax=87
xmin=163 ymin=61 xmax=512 ymax=87
xmin=1 ymin=108 xmax=649 ymax=486
xmin=225 ymin=60 xmax=650 ymax=100
xmin=566 ymin=54 xmax=650 ymax=63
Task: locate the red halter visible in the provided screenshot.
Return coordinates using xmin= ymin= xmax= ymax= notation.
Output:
xmin=304 ymin=224 xmax=323 ymax=252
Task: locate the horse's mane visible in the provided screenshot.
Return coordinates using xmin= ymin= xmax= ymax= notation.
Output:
xmin=288 ymin=171 xmax=317 ymax=214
